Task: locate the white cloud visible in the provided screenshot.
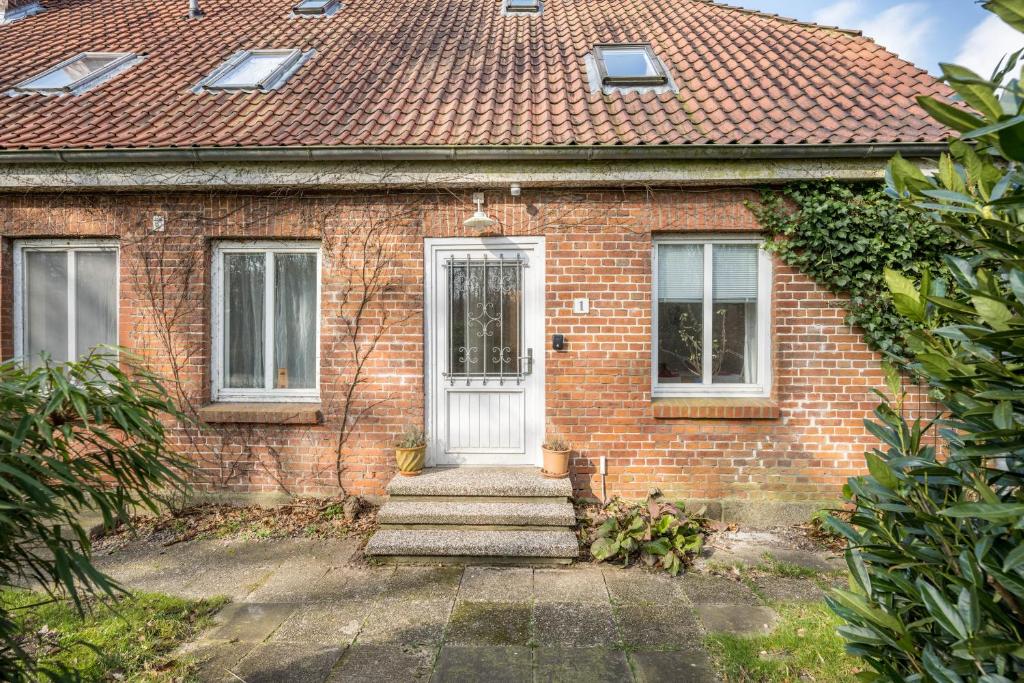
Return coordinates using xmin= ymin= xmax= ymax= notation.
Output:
xmin=812 ymin=2 xmax=935 ymax=69
xmin=954 ymin=14 xmax=1024 ymax=78
xmin=813 ymin=1 xmax=859 ymax=28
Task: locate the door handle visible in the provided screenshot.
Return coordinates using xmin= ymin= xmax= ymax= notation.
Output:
xmin=518 ymin=348 xmax=534 ymax=376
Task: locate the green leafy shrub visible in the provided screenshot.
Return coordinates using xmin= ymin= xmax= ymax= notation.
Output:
xmin=0 ymin=354 xmax=189 ymax=681
xmin=752 ymin=182 xmax=964 ymax=358
xmin=826 ymin=5 xmax=1024 ymax=679
xmin=588 ymin=492 xmax=706 ymax=576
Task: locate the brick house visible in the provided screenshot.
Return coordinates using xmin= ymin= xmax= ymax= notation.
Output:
xmin=0 ymin=0 xmax=949 ymax=558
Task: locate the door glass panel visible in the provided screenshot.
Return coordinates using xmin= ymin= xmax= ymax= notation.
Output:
xmin=25 ymin=251 xmax=68 ymax=366
xmin=224 ymin=253 xmax=265 ymax=388
xmin=448 ymin=256 xmax=522 ymax=380
xmin=75 ymin=251 xmax=118 ymax=358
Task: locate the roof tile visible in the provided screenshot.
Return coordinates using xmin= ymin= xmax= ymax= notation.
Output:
xmin=0 ymin=0 xmax=951 ymax=150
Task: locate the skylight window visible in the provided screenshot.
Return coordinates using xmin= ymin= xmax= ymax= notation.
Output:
xmin=504 ymin=0 xmax=540 ymax=14
xmin=593 ymin=44 xmax=669 ymax=87
xmin=2 ymin=0 xmax=43 ymax=23
xmin=13 ymin=53 xmax=138 ymax=94
xmin=201 ymin=49 xmax=307 ymax=91
xmin=293 ymin=0 xmax=340 ymax=17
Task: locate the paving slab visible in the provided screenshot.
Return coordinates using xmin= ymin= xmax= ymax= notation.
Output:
xmin=204 ymin=602 xmax=299 ymax=642
xmin=382 ymin=566 xmax=464 ymax=603
xmin=231 ymin=641 xmax=344 ymax=683
xmin=534 ymin=647 xmax=633 ymax=682
xmin=181 ymin=639 xmax=257 ymax=683
xmin=244 ymin=561 xmax=332 ymax=603
xmin=459 ymin=567 xmax=533 ymax=602
xmin=707 ymin=530 xmax=842 ymax=572
xmin=270 ymin=602 xmax=369 ymax=646
xmin=533 ymin=568 xmax=608 ymax=603
xmin=630 ymin=649 xmax=720 ymax=683
xmin=445 ymin=601 xmax=532 ymax=646
xmin=359 ymin=599 xmax=453 ymax=645
xmin=679 ymin=574 xmax=758 ymax=605
xmin=614 ymin=605 xmax=704 ymax=649
xmin=306 ymin=567 xmax=393 ymax=602
xmin=430 ymin=645 xmax=533 ymax=683
xmin=602 ymin=568 xmax=689 ymax=605
xmin=533 ymin=602 xmax=619 ymax=648
xmin=749 ymin=575 xmax=826 ymax=603
xmin=696 ymin=605 xmax=779 ymax=636
xmin=327 ymin=644 xmax=436 ymax=682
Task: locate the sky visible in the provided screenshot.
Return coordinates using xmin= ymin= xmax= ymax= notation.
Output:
xmin=733 ymin=0 xmax=1024 ymax=76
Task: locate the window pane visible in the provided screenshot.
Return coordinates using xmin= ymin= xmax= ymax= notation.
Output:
xmin=449 ymin=260 xmax=522 ymax=377
xmin=213 ymin=53 xmax=289 ymax=88
xmin=74 ymin=251 xmax=118 ymax=358
xmin=658 ymin=301 xmax=702 ymax=384
xmin=274 ymin=253 xmax=317 ymax=389
xmin=602 ymin=48 xmax=658 ymax=78
xmin=224 ymin=253 xmax=265 ymax=388
xmin=657 ymin=244 xmax=703 ymax=384
xmin=712 ymin=245 xmax=758 ymax=384
xmin=25 ymin=251 xmax=68 ymax=365
xmin=25 ymin=54 xmax=121 ymax=90
xmin=507 ymin=0 xmax=537 ymax=7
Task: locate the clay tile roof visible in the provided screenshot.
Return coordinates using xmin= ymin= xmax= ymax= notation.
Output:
xmin=0 ymin=0 xmax=952 ymax=151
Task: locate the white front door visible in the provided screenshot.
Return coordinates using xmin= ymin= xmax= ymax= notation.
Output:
xmin=426 ymin=237 xmax=545 ymax=466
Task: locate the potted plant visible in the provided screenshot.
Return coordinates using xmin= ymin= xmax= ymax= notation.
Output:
xmin=394 ymin=425 xmax=427 ymax=476
xmin=541 ymin=434 xmax=571 ymax=479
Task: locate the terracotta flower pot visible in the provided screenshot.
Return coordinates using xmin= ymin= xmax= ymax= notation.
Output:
xmin=541 ymin=446 xmax=571 ymax=479
xmin=395 ymin=445 xmax=426 ymax=476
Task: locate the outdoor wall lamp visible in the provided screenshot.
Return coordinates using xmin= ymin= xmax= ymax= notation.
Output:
xmin=464 ymin=192 xmax=497 ymax=230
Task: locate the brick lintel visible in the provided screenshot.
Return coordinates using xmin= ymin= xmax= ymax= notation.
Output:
xmin=652 ymin=397 xmax=780 ymax=420
xmin=197 ymin=403 xmax=323 ymax=425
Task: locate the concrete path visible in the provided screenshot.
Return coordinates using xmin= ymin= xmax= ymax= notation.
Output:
xmin=89 ymin=537 xmax=826 ymax=682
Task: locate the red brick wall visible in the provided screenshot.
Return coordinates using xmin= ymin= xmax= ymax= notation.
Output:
xmin=0 ymin=187 xmax=933 ymax=501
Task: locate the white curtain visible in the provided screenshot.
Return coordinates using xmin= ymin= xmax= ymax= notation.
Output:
xmin=75 ymin=251 xmax=118 ymax=358
xmin=25 ymin=251 xmax=68 ymax=365
xmin=274 ymin=253 xmax=316 ymax=389
xmin=225 ymin=253 xmax=265 ymax=388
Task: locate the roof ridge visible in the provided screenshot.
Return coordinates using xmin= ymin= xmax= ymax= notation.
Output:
xmin=689 ymin=0 xmax=865 ymax=38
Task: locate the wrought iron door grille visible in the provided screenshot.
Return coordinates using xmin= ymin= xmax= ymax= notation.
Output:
xmin=443 ymin=253 xmax=526 ymax=385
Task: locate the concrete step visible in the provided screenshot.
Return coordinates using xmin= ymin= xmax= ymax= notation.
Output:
xmin=378 ymin=500 xmax=576 ymax=527
xmin=365 ymin=529 xmax=580 ymax=564
xmin=387 ymin=466 xmax=572 ymax=499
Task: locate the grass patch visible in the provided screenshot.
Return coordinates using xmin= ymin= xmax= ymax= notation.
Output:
xmin=705 ymin=601 xmax=862 ymax=682
xmin=2 ymin=588 xmax=226 ymax=681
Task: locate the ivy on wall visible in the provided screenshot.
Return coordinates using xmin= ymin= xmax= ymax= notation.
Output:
xmin=750 ymin=181 xmax=963 ymax=358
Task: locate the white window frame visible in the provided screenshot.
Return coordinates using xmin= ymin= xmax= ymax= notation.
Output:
xmin=12 ymin=239 xmax=120 ymax=363
xmin=292 ymin=0 xmax=341 ymax=16
xmin=199 ymin=49 xmax=306 ymax=92
xmin=12 ymin=52 xmax=138 ymax=94
xmin=593 ymin=44 xmax=668 ymax=87
xmin=503 ymin=0 xmax=541 ymax=15
xmin=652 ymin=235 xmax=772 ymax=398
xmin=211 ymin=241 xmax=321 ymax=403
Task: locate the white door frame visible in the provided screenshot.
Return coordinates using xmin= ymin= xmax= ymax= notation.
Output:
xmin=424 ymin=236 xmax=546 ymax=467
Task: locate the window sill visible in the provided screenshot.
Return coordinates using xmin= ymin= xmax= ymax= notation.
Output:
xmin=652 ymin=397 xmax=779 ymax=420
xmin=197 ymin=403 xmax=323 ymax=425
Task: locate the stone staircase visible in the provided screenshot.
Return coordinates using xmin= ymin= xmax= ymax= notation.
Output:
xmin=365 ymin=467 xmax=579 ymax=565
